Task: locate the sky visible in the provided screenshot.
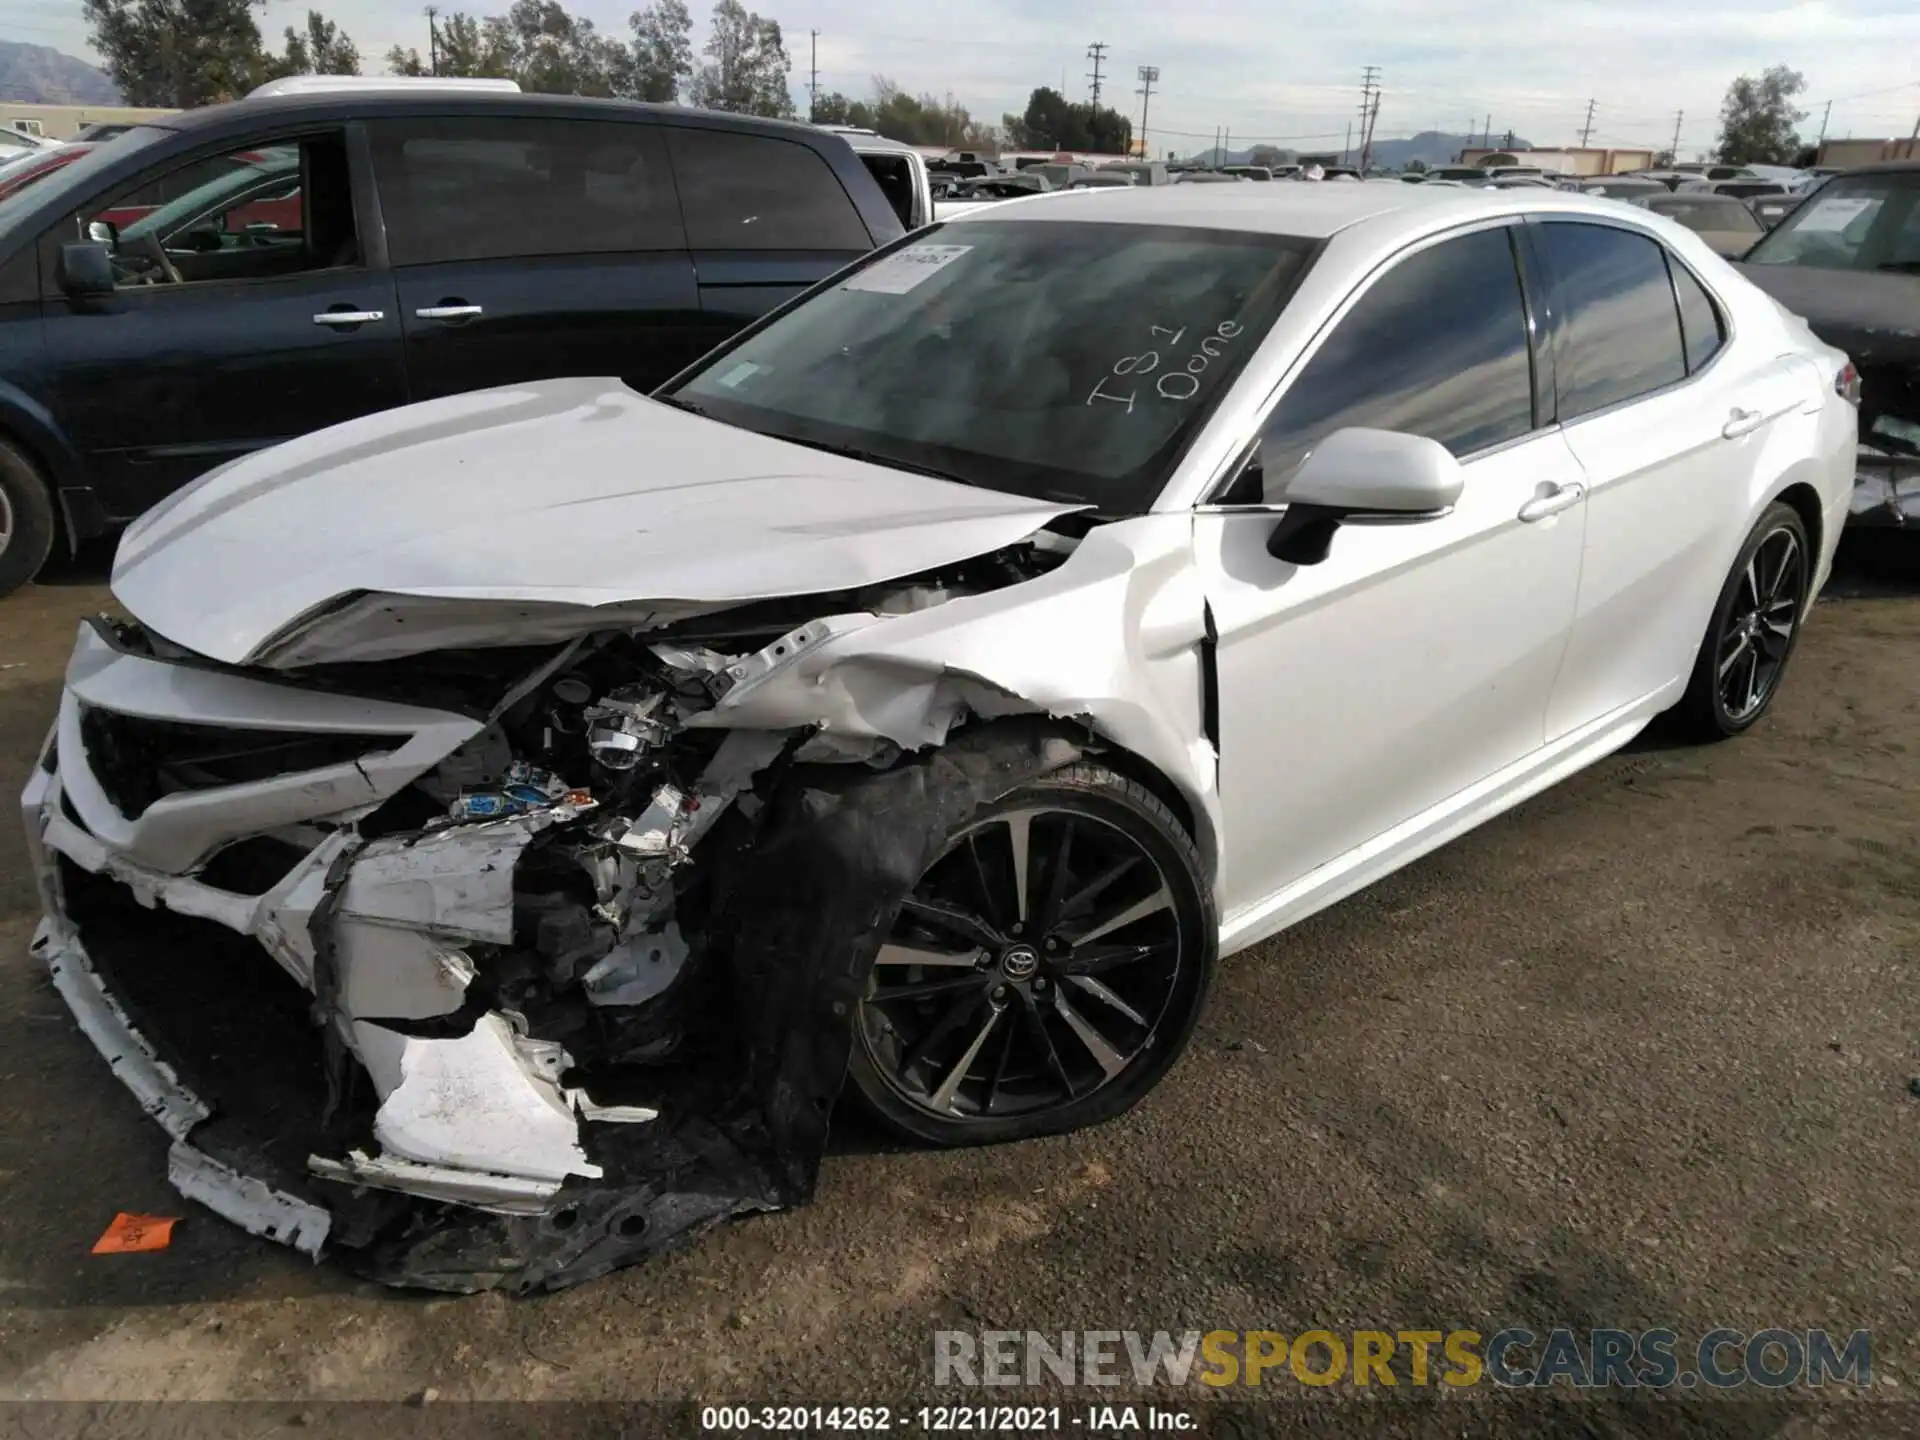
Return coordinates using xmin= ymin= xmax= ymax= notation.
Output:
xmin=7 ymin=0 xmax=1919 ymax=159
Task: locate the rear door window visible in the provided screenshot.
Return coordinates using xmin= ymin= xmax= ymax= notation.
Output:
xmin=1259 ymin=225 xmax=1536 ymax=487
xmin=667 ymin=127 xmax=872 ymax=251
xmin=368 ymin=116 xmax=684 ymax=265
xmin=1669 ymin=260 xmax=1725 ymax=374
xmin=1535 ymin=221 xmax=1687 ymax=420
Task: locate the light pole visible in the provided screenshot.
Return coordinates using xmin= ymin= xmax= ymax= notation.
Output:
xmin=1136 ymin=66 xmax=1158 ymax=159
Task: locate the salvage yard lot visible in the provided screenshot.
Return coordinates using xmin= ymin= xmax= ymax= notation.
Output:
xmin=1 ymin=555 xmax=1917 ymax=1417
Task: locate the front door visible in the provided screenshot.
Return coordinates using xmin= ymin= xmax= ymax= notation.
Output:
xmin=366 ymin=115 xmax=706 ymax=402
xmin=1196 ymin=223 xmax=1587 ymax=918
xmin=39 ymin=129 xmax=406 ymax=522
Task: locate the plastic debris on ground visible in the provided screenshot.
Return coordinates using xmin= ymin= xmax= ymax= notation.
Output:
xmin=92 ymin=1212 xmax=179 ymax=1254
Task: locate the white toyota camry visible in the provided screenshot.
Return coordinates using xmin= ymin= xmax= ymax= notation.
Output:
xmin=22 ymin=183 xmax=1857 ymax=1291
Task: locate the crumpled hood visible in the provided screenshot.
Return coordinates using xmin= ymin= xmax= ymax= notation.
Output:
xmin=112 ymin=378 xmax=1082 ymax=667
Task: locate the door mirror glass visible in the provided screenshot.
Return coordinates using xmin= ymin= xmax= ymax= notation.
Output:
xmin=86 ymin=218 xmax=118 ymax=246
xmin=1272 ymin=427 xmax=1464 ymax=513
xmin=57 ymin=241 xmax=117 ymax=298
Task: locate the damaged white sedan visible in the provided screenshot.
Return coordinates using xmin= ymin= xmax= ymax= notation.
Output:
xmin=23 ymin=185 xmax=1857 ymax=1291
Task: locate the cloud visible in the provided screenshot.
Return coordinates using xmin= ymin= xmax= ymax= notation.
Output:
xmin=30 ymin=0 xmax=1918 ymax=156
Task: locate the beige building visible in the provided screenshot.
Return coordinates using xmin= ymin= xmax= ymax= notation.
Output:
xmin=1459 ymin=146 xmax=1655 ymax=176
xmin=3 ymin=102 xmax=180 ymax=141
xmin=1817 ymin=137 xmax=1919 ymax=169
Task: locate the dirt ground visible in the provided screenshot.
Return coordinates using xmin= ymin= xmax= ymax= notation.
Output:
xmin=0 ymin=541 xmax=1916 ymax=1433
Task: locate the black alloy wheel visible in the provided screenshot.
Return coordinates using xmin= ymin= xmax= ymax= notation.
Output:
xmin=846 ymin=764 xmax=1214 ymax=1146
xmin=1677 ymin=501 xmax=1813 ymax=740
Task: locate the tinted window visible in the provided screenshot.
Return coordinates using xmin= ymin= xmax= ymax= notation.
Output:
xmin=370 ymin=117 xmax=683 ymax=266
xmin=1670 ymin=259 xmax=1725 ymax=374
xmin=1537 ymin=222 xmax=1686 ymax=420
xmin=670 ymin=221 xmax=1316 ymax=511
xmin=669 ymin=127 xmax=871 ymax=251
xmin=1261 ymin=227 xmax=1534 ymax=486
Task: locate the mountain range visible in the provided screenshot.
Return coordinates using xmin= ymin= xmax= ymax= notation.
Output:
xmin=0 ymin=40 xmax=118 ymax=106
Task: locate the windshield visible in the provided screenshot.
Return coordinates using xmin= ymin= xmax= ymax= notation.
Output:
xmin=0 ymin=124 xmax=169 ymax=234
xmin=1744 ymin=174 xmax=1920 ymax=272
xmin=665 ymin=220 xmax=1317 ymax=511
xmin=1648 ymin=197 xmax=1763 ymax=234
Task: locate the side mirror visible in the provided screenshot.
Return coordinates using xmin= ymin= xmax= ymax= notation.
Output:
xmin=57 ymin=241 xmax=116 ymax=299
xmin=86 ymin=218 xmax=118 ymax=246
xmin=1264 ymin=427 xmax=1463 ymax=565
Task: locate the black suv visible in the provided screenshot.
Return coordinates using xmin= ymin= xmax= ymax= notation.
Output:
xmin=0 ymin=82 xmax=905 ymax=595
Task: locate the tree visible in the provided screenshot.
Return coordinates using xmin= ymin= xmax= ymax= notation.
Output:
xmin=85 ymin=0 xmax=272 ymax=105
xmin=812 ymin=91 xmax=874 ymax=127
xmin=690 ymin=0 xmax=792 ymax=118
xmin=387 ymin=12 xmax=515 ymax=78
xmin=629 ymin=0 xmax=693 ymax=103
xmin=1001 ymin=87 xmax=1130 ymax=153
xmin=276 ymin=9 xmax=360 ymax=77
xmin=1716 ymin=65 xmax=1806 ymax=166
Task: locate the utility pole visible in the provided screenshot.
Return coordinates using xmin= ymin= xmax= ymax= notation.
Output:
xmin=1817 ymin=100 xmax=1832 ymax=145
xmin=1483 ymin=113 xmax=1492 ymax=149
xmin=1358 ymin=65 xmax=1380 ymax=171
xmin=1136 ymin=66 xmax=1158 ymax=160
xmin=1223 ymin=126 xmax=1232 ymax=163
xmin=1670 ymin=109 xmax=1683 ymax=162
xmin=424 ymin=5 xmax=439 ymax=75
xmin=1906 ymin=109 xmax=1920 ymax=161
xmin=1086 ymin=42 xmax=1108 ymax=108
xmin=1579 ymin=97 xmax=1596 ymax=147
xmin=807 ymin=30 xmax=819 ymax=123
xmin=1342 ymin=120 xmax=1352 ymax=165
xmin=1213 ymin=124 xmax=1221 ymax=166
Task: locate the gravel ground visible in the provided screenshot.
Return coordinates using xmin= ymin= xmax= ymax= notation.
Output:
xmin=1 ymin=542 xmax=1916 ymax=1437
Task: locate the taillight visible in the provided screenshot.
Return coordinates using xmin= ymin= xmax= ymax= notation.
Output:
xmin=1835 ymin=361 xmax=1862 ymax=407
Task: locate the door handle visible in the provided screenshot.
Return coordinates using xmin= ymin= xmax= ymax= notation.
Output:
xmin=415 ymin=303 xmax=484 ymax=321
xmin=1722 ymin=407 xmax=1765 ymax=439
xmin=1518 ymin=481 xmax=1585 ymax=523
xmin=313 ymin=309 xmax=384 ymax=327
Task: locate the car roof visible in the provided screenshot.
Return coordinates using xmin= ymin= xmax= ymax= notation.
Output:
xmin=1840 ymin=160 xmax=1920 ymax=176
xmin=149 ymin=90 xmax=839 ymax=148
xmin=935 ymin=181 xmax=1643 ymax=240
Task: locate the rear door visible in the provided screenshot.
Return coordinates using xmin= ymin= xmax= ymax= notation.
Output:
xmin=367 ymin=114 xmax=704 ymax=400
xmin=38 ymin=128 xmax=405 ymax=522
xmin=665 ymin=125 xmax=880 ymax=354
xmin=1534 ymin=220 xmax=1794 ymax=738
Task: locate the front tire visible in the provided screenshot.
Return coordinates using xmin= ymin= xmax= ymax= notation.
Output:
xmin=0 ymin=438 xmax=57 ymax=599
xmin=1675 ymin=501 xmax=1811 ymax=741
xmin=845 ymin=762 xmax=1216 ymax=1147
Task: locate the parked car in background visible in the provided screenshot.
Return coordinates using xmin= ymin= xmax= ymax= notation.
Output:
xmin=1174 ymin=170 xmax=1245 ymax=184
xmin=815 ymin=126 xmax=934 ymax=229
xmin=1098 ymin=160 xmax=1169 ymax=186
xmin=1699 ymin=179 xmax=1792 ymax=202
xmin=1070 ymin=171 xmax=1135 ymax=189
xmin=24 ymin=182 xmax=1855 ymax=1288
xmin=1748 ymin=194 xmax=1798 ymax=230
xmin=1427 ymin=166 xmax=1491 ymax=182
xmin=1791 ymin=167 xmax=1842 ymax=195
xmin=1736 ymin=161 xmax=1920 ymax=527
xmin=72 ymin=123 xmax=139 ymax=143
xmin=1565 ymin=176 xmax=1669 ymax=200
xmin=1222 ymin=165 xmax=1272 ymax=181
xmin=0 ymin=141 xmax=96 ymax=203
xmin=1628 ymin=191 xmax=1766 ymax=258
xmin=0 ymin=78 xmax=904 ymax=596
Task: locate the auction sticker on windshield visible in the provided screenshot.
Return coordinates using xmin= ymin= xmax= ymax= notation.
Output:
xmin=1795 ymin=196 xmax=1876 ymax=232
xmin=844 ymin=244 xmax=973 ymax=294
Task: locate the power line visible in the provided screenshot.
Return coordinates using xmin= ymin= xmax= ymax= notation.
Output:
xmin=1086 ymin=41 xmax=1108 ymax=108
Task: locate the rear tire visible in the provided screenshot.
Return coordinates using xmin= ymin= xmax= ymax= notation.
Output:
xmin=0 ymin=438 xmax=57 ymax=599
xmin=845 ymin=761 xmax=1216 ymax=1147
xmin=1674 ymin=501 xmax=1811 ymax=741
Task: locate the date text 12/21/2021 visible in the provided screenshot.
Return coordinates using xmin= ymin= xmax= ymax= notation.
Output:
xmin=700 ymin=1405 xmax=1197 ymax=1432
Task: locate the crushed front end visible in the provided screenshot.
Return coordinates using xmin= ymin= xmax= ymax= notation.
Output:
xmin=21 ymin=581 xmax=1063 ymax=1292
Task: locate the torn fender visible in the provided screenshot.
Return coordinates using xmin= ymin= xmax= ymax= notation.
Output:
xmin=688 ymin=512 xmax=1221 ymax=877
